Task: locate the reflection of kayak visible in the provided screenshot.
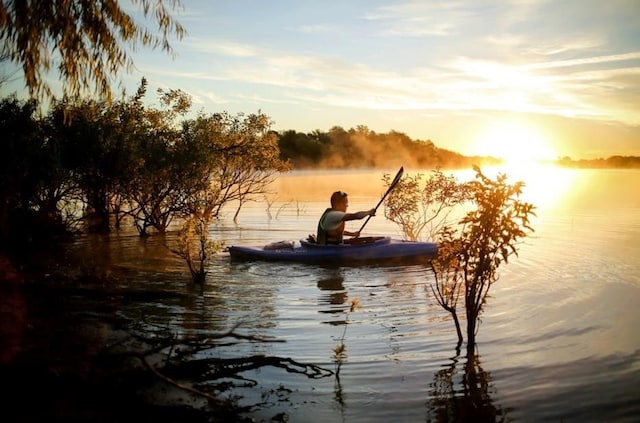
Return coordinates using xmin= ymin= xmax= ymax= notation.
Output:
xmin=227 ymin=236 xmax=438 ymax=265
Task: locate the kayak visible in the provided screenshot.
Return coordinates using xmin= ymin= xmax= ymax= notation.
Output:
xmin=227 ymin=236 xmax=438 ymax=265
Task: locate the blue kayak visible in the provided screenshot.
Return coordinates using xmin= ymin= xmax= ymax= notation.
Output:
xmin=227 ymin=236 xmax=438 ymax=265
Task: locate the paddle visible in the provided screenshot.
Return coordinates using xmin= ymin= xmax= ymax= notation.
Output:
xmin=357 ymin=166 xmax=404 ymax=234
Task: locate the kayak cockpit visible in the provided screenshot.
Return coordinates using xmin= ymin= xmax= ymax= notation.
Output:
xmin=300 ymin=236 xmax=390 ymax=248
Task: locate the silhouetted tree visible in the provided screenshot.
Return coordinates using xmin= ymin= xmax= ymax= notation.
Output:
xmin=0 ymin=0 xmax=185 ymax=104
xmin=0 ymin=96 xmax=54 ymax=245
xmin=182 ymin=111 xmax=289 ymax=222
xmin=383 ymin=167 xmax=535 ymax=355
xmin=278 ymin=129 xmax=332 ymax=167
xmin=49 ymin=99 xmax=116 ymax=232
xmin=120 ymin=84 xmax=192 ymax=235
xmin=174 ymin=110 xmax=289 ymax=283
xmin=431 ymin=167 xmax=535 ymax=355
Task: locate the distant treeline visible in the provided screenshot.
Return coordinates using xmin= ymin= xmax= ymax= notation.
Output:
xmin=276 ymin=127 xmax=640 ymax=170
xmin=555 ymin=155 xmax=640 ymax=169
xmin=276 ymin=126 xmax=501 ymax=169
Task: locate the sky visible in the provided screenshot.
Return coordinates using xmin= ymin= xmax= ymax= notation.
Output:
xmin=4 ymin=0 xmax=640 ymax=160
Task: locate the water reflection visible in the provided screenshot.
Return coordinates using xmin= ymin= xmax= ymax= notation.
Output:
xmin=454 ymin=164 xmax=585 ymax=215
xmin=427 ymin=353 xmax=510 ymax=423
xmin=321 ymin=273 xmax=349 ymax=422
xmin=317 ymin=273 xmax=348 ymax=318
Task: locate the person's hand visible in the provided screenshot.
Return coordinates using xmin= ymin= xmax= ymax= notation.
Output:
xmin=369 ymin=208 xmax=376 ymax=216
xmin=351 ymin=230 xmax=361 ymax=239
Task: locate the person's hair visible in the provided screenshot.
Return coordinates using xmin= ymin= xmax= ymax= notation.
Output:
xmin=330 ymin=191 xmax=348 ymax=207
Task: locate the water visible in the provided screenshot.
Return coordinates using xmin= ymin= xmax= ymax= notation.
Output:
xmin=4 ymin=166 xmax=640 ymax=421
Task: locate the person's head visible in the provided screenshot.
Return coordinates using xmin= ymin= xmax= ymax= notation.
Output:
xmin=330 ymin=191 xmax=349 ymax=211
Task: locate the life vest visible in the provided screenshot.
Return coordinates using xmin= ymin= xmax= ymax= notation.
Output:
xmin=317 ymin=208 xmax=344 ymax=245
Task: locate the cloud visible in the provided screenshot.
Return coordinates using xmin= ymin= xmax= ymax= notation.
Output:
xmin=156 ymin=44 xmax=636 ymax=125
xmin=132 ymin=0 xmax=639 ymax=129
xmin=155 ymin=39 xmax=639 ymax=125
xmin=525 ymin=52 xmax=640 ymax=70
xmin=362 ymin=1 xmax=470 ymax=37
xmin=192 ymin=91 xmax=227 ymax=105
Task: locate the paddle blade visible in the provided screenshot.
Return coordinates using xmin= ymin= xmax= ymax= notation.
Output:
xmin=376 ymin=166 xmax=404 ymax=209
xmin=358 ymin=166 xmax=404 ymax=234
xmin=388 ymin=166 xmax=404 ymax=191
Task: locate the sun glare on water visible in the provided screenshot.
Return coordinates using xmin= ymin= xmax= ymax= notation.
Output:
xmin=465 ymin=120 xmax=581 ymax=210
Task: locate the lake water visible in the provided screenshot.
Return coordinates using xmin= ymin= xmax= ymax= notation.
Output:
xmin=5 ymin=166 xmax=640 ymax=422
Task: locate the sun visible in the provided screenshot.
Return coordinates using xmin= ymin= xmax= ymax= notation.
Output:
xmin=470 ymin=121 xmax=557 ymax=165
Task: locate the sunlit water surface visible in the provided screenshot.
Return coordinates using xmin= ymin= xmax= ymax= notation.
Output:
xmin=33 ymin=167 xmax=640 ymax=421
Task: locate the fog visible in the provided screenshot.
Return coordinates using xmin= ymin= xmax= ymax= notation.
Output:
xmin=271 ymin=169 xmax=398 ymax=203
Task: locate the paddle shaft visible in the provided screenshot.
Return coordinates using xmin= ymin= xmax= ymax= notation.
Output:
xmin=357 ymin=166 xmax=404 ymax=233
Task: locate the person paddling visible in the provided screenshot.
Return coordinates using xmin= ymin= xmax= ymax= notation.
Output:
xmin=316 ymin=191 xmax=375 ymax=245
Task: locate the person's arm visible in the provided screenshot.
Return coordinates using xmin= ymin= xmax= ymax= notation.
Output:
xmin=343 ymin=229 xmax=360 ymax=238
xmin=343 ymin=208 xmax=375 ymax=221
xmin=342 ymin=209 xmax=376 ymax=238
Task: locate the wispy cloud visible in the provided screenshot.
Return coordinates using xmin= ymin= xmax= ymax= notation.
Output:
xmin=525 ymin=52 xmax=640 ymax=70
xmin=363 ymin=1 xmax=469 ymax=37
xmin=171 ymin=35 xmax=639 ymax=124
xmin=130 ymin=0 xmax=640 ymax=144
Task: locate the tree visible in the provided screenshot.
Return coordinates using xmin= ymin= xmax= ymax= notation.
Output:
xmin=431 ymin=167 xmax=535 ymax=355
xmin=49 ymin=98 xmax=115 ymax=232
xmin=277 ymin=130 xmax=324 ymax=167
xmin=181 ymin=111 xmax=290 ymax=222
xmin=0 ymin=0 xmax=185 ymax=103
xmin=224 ymin=114 xmax=291 ymax=222
xmin=384 ymin=169 xmax=472 ymax=241
xmin=31 ymin=114 xmax=83 ymax=233
xmin=120 ymin=83 xmax=193 ymax=236
xmin=0 ymin=96 xmax=51 ymax=245
xmin=172 ymin=111 xmax=289 ymax=283
xmin=45 ymin=78 xmax=189 ymax=236
xmin=383 ymin=167 xmax=535 ymax=356
xmin=0 ymin=96 xmax=88 ymax=247
xmin=0 ymin=97 xmax=37 ymax=216
xmin=171 ymin=215 xmax=222 ymax=284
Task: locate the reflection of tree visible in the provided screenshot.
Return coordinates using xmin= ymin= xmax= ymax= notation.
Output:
xmin=316 ymin=272 xmax=350 ymax=422
xmin=427 ymin=353 xmax=510 ymax=422
xmin=334 ymin=376 xmax=347 ymax=423
xmin=317 ymin=275 xmax=347 ymax=311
